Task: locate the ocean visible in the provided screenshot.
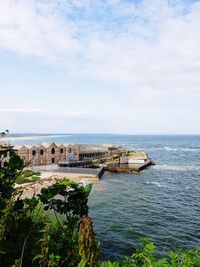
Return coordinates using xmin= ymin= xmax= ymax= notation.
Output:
xmin=5 ymin=134 xmax=200 ymax=260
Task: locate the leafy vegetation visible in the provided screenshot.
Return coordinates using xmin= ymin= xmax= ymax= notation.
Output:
xmin=101 ymin=239 xmax=200 ymax=267
xmin=0 ymin=131 xmax=200 ymax=267
xmin=15 ymin=169 xmax=41 ymax=184
xmin=0 ymin=135 xmax=95 ymax=267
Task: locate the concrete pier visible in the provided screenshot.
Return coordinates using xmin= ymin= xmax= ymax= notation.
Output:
xmin=31 ymin=148 xmax=155 ymax=179
xmin=32 ymin=164 xmax=105 ymax=180
xmin=105 ymin=159 xmax=153 ymax=173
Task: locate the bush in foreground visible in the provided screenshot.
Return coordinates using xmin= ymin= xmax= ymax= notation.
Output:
xmin=101 ymin=239 xmax=200 ymax=267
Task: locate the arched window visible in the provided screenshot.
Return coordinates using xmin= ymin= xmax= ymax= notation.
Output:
xmin=3 ymin=161 xmax=8 ymax=167
xmin=51 ymin=148 xmax=55 ymax=154
xmin=40 ymin=150 xmax=44 ymax=155
xmin=32 ymin=150 xmax=36 ymax=156
xmin=60 ymin=148 xmax=63 ymax=154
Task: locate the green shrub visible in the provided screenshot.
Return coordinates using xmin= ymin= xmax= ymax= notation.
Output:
xmin=0 ymin=142 xmax=93 ymax=267
xmin=101 ymin=239 xmax=200 ymax=267
xmin=15 ymin=170 xmax=41 ymax=184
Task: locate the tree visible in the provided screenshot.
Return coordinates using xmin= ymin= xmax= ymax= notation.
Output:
xmin=0 ymin=131 xmax=97 ymax=267
xmin=0 ymin=131 xmax=24 ymax=212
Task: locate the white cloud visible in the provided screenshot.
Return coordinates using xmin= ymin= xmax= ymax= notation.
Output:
xmin=0 ymin=0 xmax=200 ymax=133
xmin=0 ymin=107 xmax=116 ymax=133
xmin=1 ymin=1 xmax=200 ymax=86
xmin=0 ymin=108 xmax=90 ymax=118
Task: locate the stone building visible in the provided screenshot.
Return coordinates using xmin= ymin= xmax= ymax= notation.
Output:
xmin=15 ymin=142 xmax=77 ymax=166
xmin=0 ymin=142 xmax=110 ymax=167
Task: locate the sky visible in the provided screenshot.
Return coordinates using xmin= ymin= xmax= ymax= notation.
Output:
xmin=0 ymin=0 xmax=200 ymax=134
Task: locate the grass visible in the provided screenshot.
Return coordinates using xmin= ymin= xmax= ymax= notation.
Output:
xmin=16 ymin=170 xmax=41 ymax=184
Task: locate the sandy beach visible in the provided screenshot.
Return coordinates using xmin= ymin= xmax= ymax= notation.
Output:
xmin=0 ymin=134 xmax=71 ymax=142
xmin=15 ymin=171 xmax=98 ymax=199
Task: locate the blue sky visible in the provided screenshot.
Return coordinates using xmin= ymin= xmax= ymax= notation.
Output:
xmin=0 ymin=0 xmax=200 ymax=134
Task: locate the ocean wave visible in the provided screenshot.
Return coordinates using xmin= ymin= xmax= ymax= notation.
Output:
xmin=134 ymin=147 xmax=183 ymax=152
xmin=185 ymin=185 xmax=200 ymax=191
xmin=162 ymin=146 xmax=177 ymax=151
xmin=162 ymin=147 xmax=200 ymax=152
xmin=144 ymin=181 xmax=171 ymax=188
xmin=179 ymin=148 xmax=200 ymax=152
xmin=155 ymin=146 xmax=200 ymax=152
xmin=153 ymin=165 xmax=200 ymax=172
xmin=145 ymin=181 xmax=200 ymax=191
xmin=137 ymin=146 xmax=200 ymax=152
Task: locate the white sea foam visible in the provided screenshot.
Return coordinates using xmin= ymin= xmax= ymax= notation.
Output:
xmin=179 ymin=148 xmax=200 ymax=152
xmin=146 ymin=181 xmax=200 ymax=191
xmin=163 ymin=146 xmax=177 ymax=151
xmin=145 ymin=181 xmax=171 ymax=188
xmin=153 ymin=165 xmax=200 ymax=172
xmin=162 ymin=146 xmax=200 ymax=152
xmin=140 ymin=146 xmax=200 ymax=152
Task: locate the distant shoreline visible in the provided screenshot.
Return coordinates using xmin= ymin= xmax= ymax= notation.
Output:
xmin=0 ymin=134 xmax=71 ymax=141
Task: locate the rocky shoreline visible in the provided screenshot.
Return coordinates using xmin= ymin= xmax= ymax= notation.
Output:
xmin=92 ymin=150 xmax=155 ymax=172
xmin=15 ymin=149 xmax=155 ymax=198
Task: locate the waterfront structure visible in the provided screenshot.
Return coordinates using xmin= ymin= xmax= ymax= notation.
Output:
xmin=1 ymin=142 xmax=153 ymax=176
xmin=0 ymin=142 xmax=111 ymax=167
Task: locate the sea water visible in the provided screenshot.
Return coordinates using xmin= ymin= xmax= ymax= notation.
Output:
xmin=7 ymin=134 xmax=200 ymax=260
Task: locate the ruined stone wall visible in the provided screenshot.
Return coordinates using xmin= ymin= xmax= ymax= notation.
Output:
xmin=17 ymin=147 xmax=30 ymax=163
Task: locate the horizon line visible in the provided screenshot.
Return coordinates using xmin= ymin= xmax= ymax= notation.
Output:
xmin=5 ymin=132 xmax=200 ymax=136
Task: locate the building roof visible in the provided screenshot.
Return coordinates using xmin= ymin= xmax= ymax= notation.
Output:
xmin=41 ymin=142 xmax=56 ymax=148
xmin=41 ymin=142 xmax=50 ymax=147
xmin=12 ymin=142 xmax=110 ymax=152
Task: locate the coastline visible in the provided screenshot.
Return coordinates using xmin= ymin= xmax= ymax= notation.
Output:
xmin=15 ymin=171 xmax=97 ymax=199
xmin=2 ymin=134 xmax=200 ymax=258
xmin=0 ymin=134 xmax=71 ymax=142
